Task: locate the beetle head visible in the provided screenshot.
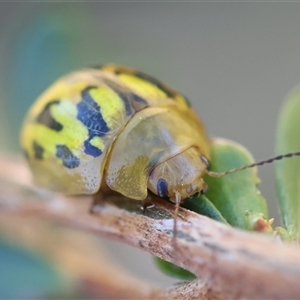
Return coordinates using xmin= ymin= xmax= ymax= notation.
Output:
xmin=147 ymin=147 xmax=209 ymax=202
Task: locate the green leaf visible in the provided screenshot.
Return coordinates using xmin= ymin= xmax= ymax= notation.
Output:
xmin=182 ymin=194 xmax=228 ymax=224
xmin=274 ymin=226 xmax=292 ymax=242
xmin=275 ymin=86 xmax=300 ymax=241
xmin=154 ymin=257 xmax=196 ymax=280
xmin=204 ymin=138 xmax=269 ymax=229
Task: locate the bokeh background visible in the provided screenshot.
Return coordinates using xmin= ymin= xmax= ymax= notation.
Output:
xmin=1 ymin=2 xmax=300 ymax=297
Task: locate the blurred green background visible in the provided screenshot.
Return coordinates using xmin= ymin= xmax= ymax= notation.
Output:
xmin=1 ymin=2 xmax=300 ymax=297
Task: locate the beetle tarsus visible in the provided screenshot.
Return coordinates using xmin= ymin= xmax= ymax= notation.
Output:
xmin=141 ymin=196 xmax=154 ymax=213
xmin=89 ymin=196 xmax=100 ymax=214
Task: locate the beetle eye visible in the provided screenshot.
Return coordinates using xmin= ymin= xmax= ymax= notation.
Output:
xmin=156 ymin=178 xmax=169 ymax=198
xmin=200 ymin=155 xmax=211 ymax=170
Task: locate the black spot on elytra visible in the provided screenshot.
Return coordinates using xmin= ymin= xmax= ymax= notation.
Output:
xmin=114 ymin=67 xmax=192 ymax=106
xmin=114 ymin=68 xmax=177 ymax=98
xmin=36 ymin=100 xmax=63 ymax=131
xmin=77 ymin=86 xmax=109 ymax=157
xmin=56 ymin=145 xmax=80 ymax=169
xmin=94 ymin=65 xmax=191 ymax=107
xmin=32 ymin=141 xmax=44 ymax=160
xmin=103 ymin=79 xmax=148 ymax=115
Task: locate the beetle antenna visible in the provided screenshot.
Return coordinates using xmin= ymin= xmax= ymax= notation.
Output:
xmin=172 ymin=191 xmax=181 ymax=247
xmin=206 ymin=151 xmax=300 ymax=178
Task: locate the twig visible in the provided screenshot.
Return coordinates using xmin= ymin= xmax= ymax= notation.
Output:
xmin=1 ymin=154 xmax=300 ymax=299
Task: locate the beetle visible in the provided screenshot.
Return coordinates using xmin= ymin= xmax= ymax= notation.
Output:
xmin=20 ymin=64 xmax=212 ymax=208
xmin=20 ymin=64 xmax=300 ymax=213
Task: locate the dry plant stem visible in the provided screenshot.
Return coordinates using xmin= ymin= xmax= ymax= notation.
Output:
xmin=0 ymin=215 xmax=159 ymax=300
xmin=1 ymin=155 xmax=300 ymax=299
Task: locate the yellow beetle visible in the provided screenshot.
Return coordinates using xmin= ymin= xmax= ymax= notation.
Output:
xmin=20 ymin=65 xmax=211 ymax=205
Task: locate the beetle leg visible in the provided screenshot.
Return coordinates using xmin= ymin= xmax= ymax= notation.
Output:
xmin=89 ymin=192 xmax=106 ymax=213
xmin=141 ymin=195 xmax=154 ymax=212
xmin=89 ymin=182 xmax=119 ymax=213
xmin=172 ymin=191 xmax=181 ymax=246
